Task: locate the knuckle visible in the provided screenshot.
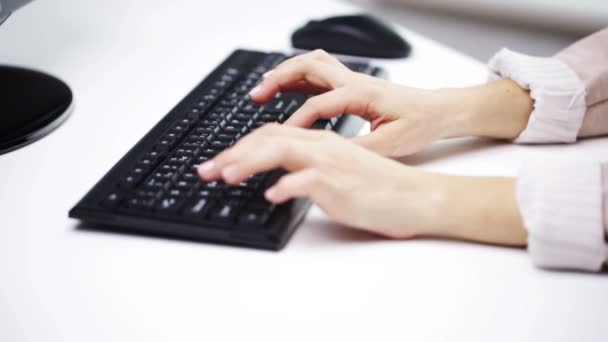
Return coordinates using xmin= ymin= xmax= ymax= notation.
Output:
xmin=275 ymin=57 xmax=291 ymax=70
xmin=312 ymin=49 xmax=327 ymax=57
xmin=300 ymin=58 xmax=317 ymax=72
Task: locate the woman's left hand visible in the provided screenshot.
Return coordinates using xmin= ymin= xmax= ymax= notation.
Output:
xmin=197 ymin=124 xmax=527 ymax=245
xmin=197 ymin=123 xmax=438 ymax=238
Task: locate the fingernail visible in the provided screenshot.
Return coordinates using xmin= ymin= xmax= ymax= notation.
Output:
xmin=198 ymin=160 xmax=214 ymax=174
xmin=263 ymin=69 xmax=274 ymax=78
xmin=249 ymin=85 xmax=262 ymax=96
xmin=264 ymin=187 xmax=277 ymax=201
xmin=221 ymin=164 xmax=240 ymax=181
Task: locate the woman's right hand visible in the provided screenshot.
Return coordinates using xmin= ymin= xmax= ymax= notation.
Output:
xmin=250 ymin=49 xmax=534 ymax=157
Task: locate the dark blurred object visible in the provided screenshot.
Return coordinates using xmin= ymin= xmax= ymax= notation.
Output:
xmin=0 ymin=0 xmax=34 ymax=25
xmin=0 ymin=0 xmax=73 ymax=155
xmin=291 ymin=14 xmax=411 ymax=58
xmin=0 ymin=66 xmax=72 ymax=154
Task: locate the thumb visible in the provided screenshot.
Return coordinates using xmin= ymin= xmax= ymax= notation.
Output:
xmin=285 ymin=87 xmax=370 ymax=128
xmin=350 ymin=121 xmax=404 ymax=156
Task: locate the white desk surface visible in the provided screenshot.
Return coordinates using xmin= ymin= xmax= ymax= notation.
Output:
xmin=1 ymin=1 xmax=607 ymax=341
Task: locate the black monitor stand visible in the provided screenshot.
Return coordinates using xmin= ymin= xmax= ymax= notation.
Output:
xmin=0 ymin=66 xmax=73 ymax=155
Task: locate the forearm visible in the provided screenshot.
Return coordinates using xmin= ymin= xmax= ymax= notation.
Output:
xmin=423 ymin=173 xmax=527 ymax=246
xmin=438 ymin=79 xmax=534 ymax=140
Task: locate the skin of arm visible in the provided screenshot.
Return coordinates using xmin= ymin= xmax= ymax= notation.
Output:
xmin=440 ymin=79 xmax=534 ymax=140
xmin=429 ymin=80 xmax=533 ymax=246
xmin=427 ymin=174 xmax=527 ymax=246
xmin=198 ymin=50 xmax=533 ymax=246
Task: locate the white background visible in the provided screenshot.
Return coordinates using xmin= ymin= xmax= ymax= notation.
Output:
xmin=1 ymin=1 xmax=607 ymax=341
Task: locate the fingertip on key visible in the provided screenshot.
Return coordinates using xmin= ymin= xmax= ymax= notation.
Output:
xmin=264 ymin=187 xmax=277 ymax=202
xmin=221 ymin=164 xmax=240 ymax=183
xmin=197 ymin=161 xmax=215 ymax=178
xmin=249 ymin=85 xmax=262 ymax=96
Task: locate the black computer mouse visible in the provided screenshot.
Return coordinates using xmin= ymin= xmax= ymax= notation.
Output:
xmin=291 ymin=14 xmax=411 ymax=59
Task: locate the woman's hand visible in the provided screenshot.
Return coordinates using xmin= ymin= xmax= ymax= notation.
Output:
xmin=198 ymin=124 xmax=435 ymax=238
xmin=197 ymin=124 xmax=527 ymax=245
xmin=250 ymin=49 xmax=534 ymax=157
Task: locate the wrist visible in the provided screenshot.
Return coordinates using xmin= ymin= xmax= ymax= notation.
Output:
xmin=435 ymin=80 xmax=533 ymax=139
xmin=422 ymin=173 xmax=527 ymax=246
xmin=432 ymin=87 xmax=479 ymax=139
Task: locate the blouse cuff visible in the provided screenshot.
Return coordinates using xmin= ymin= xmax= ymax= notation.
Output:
xmin=488 ymin=48 xmax=587 ymax=144
xmin=517 ymin=158 xmax=608 ymax=271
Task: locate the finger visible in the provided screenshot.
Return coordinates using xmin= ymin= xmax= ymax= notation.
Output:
xmin=350 ymin=121 xmax=405 ymax=156
xmin=197 ymin=124 xmax=293 ymax=180
xmin=198 ymin=125 xmax=316 ymax=184
xmin=250 ymin=59 xmax=344 ymax=103
xmin=276 ymin=49 xmax=343 ymax=72
xmin=219 ymin=139 xmax=312 ymax=184
xmin=284 ymin=87 xmax=370 ymax=128
xmin=280 ymin=80 xmax=327 ymax=95
xmin=250 ymin=50 xmax=344 ymax=100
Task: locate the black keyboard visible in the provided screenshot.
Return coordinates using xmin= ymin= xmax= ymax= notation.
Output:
xmin=69 ymin=49 xmax=385 ymax=250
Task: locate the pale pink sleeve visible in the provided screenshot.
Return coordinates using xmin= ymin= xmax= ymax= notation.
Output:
xmin=516 ymin=159 xmax=607 ymax=271
xmin=488 ymin=28 xmax=608 ymax=271
xmin=604 ymin=164 xmax=608 ymax=236
xmin=557 ymin=28 xmax=608 ymax=138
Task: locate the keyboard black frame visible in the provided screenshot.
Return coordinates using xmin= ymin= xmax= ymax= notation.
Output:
xmin=69 ymin=49 xmax=384 ymax=250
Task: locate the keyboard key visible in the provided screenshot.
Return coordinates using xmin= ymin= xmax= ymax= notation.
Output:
xmin=210 ymin=141 xmax=229 ymax=149
xmin=142 ymin=177 xmax=166 ymax=190
xmin=241 ymin=103 xmax=261 ymax=113
xmin=181 ymin=172 xmax=198 ymax=182
xmin=203 ymin=93 xmax=217 ymax=102
xmin=215 ymin=134 xmax=234 ymax=142
xmin=184 ymin=198 xmax=211 ymax=217
xmin=175 ymin=180 xmax=193 ymax=190
xmin=201 ymin=149 xmax=219 ymax=158
xmin=118 ymin=175 xmax=138 ymax=189
xmin=238 ymin=210 xmax=270 ymax=227
xmin=203 ymin=181 xmax=221 ymax=190
xmin=225 ymin=188 xmax=252 ymax=199
xmin=258 ymin=114 xmax=277 ymax=122
xmin=311 ymin=119 xmax=332 ymax=130
xmin=155 ymin=171 xmax=176 ymax=181
xmin=156 ymin=197 xmax=183 ymax=212
xmin=194 ymin=100 xmax=208 ymax=109
xmin=211 ymin=203 xmax=239 ymax=223
xmin=138 ymin=158 xmax=154 ymax=168
xmin=130 ymin=167 xmax=147 ymax=178
xmin=168 ymin=189 xmax=183 ymax=197
xmin=100 ymin=193 xmax=122 ymax=208
xmin=222 ymin=125 xmax=242 ymax=134
xmin=198 ymin=190 xmax=212 ymax=198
